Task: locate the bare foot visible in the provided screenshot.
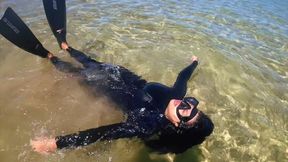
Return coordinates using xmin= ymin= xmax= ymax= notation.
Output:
xmin=61 ymin=42 xmax=69 ymax=50
xmin=47 ymin=53 xmax=54 ymax=59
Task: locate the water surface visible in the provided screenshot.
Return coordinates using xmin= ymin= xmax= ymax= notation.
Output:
xmin=0 ymin=0 xmax=287 ymax=161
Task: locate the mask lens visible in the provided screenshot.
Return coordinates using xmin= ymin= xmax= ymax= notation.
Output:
xmin=178 ymin=100 xmax=191 ymax=109
xmin=184 ymin=97 xmax=199 ymax=108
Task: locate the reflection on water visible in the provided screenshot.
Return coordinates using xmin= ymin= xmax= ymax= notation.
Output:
xmin=0 ymin=0 xmax=287 ymax=161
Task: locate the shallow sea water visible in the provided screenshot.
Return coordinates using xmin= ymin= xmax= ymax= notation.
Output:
xmin=0 ymin=0 xmax=287 ymax=162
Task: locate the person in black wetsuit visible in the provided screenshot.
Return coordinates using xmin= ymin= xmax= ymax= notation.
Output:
xmin=0 ymin=5 xmax=214 ymax=154
xmin=30 ymin=42 xmax=214 ymax=154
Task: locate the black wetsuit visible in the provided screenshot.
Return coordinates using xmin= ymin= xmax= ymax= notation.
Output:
xmin=51 ymin=48 xmax=202 ymax=153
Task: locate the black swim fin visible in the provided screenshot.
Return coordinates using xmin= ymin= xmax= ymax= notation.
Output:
xmin=42 ymin=0 xmax=67 ymax=48
xmin=0 ymin=7 xmax=49 ymax=58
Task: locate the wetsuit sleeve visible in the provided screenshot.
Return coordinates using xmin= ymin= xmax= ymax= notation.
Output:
xmin=55 ymin=123 xmax=141 ymax=149
xmin=172 ymin=61 xmax=198 ymax=97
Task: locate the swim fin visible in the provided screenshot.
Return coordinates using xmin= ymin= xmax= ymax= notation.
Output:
xmin=42 ymin=0 xmax=67 ymax=48
xmin=0 ymin=7 xmax=49 ymax=58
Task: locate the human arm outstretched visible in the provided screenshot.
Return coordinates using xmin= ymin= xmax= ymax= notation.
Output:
xmin=172 ymin=56 xmax=198 ymax=98
xmin=56 ymin=122 xmax=141 ymax=149
xmin=31 ymin=122 xmax=143 ymax=154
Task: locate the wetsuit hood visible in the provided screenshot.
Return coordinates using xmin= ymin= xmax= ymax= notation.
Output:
xmin=145 ymin=113 xmax=214 ymax=154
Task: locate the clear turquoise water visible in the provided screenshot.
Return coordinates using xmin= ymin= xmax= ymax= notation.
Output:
xmin=0 ymin=0 xmax=287 ymax=161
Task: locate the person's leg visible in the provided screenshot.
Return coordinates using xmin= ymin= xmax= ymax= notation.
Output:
xmin=48 ymin=53 xmax=82 ymax=75
xmin=61 ymin=43 xmax=102 ymax=69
